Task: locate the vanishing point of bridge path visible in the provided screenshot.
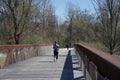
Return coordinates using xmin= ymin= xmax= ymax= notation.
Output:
xmin=0 ymin=46 xmax=84 ymax=80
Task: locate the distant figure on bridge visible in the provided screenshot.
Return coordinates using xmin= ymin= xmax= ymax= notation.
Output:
xmin=66 ymin=44 xmax=69 ymax=50
xmin=53 ymin=41 xmax=59 ymax=62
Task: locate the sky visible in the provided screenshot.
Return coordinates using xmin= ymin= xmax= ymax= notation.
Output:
xmin=51 ymin=0 xmax=95 ymax=22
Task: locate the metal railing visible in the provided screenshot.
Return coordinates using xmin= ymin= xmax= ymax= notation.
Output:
xmin=74 ymin=44 xmax=120 ymax=80
xmin=0 ymin=44 xmax=40 ymax=68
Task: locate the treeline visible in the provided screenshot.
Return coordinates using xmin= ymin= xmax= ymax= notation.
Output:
xmin=0 ymin=0 xmax=120 ymax=55
xmin=59 ymin=0 xmax=120 ymax=55
xmin=0 ymin=0 xmax=58 ymax=44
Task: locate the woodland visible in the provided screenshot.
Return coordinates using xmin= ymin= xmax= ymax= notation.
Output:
xmin=0 ymin=0 xmax=120 ymax=55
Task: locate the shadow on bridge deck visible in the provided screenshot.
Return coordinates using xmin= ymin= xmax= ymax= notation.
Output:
xmin=60 ymin=50 xmax=85 ymax=80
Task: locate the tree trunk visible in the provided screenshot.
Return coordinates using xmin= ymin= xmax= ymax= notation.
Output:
xmin=14 ymin=33 xmax=20 ymax=44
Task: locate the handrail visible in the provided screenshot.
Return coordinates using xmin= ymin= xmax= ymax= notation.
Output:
xmin=75 ymin=43 xmax=120 ymax=80
xmin=0 ymin=44 xmax=39 ymax=68
xmin=0 ymin=44 xmax=38 ymax=50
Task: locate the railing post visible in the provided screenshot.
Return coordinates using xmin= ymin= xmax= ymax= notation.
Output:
xmin=4 ymin=49 xmax=14 ymax=67
xmin=84 ymin=55 xmax=90 ymax=80
xmin=88 ymin=62 xmax=97 ymax=80
xmin=75 ymin=49 xmax=82 ymax=68
xmin=14 ymin=48 xmax=18 ymax=62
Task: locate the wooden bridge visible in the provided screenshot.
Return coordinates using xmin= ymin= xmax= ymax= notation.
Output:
xmin=0 ymin=44 xmax=120 ymax=80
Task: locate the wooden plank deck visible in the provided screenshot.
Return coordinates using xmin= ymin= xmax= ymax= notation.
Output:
xmin=0 ymin=46 xmax=84 ymax=80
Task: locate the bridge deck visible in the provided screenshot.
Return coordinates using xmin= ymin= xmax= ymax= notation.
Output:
xmin=0 ymin=46 xmax=84 ymax=80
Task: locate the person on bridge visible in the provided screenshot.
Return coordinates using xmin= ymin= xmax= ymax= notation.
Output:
xmin=66 ymin=44 xmax=69 ymax=50
xmin=53 ymin=41 xmax=59 ymax=62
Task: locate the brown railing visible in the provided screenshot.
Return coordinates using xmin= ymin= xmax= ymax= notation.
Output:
xmin=0 ymin=44 xmax=40 ymax=68
xmin=74 ymin=44 xmax=120 ymax=80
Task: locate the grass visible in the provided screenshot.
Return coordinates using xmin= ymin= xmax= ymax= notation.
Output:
xmin=82 ymin=41 xmax=120 ymax=58
xmin=114 ymin=54 xmax=120 ymax=58
xmin=0 ymin=55 xmax=6 ymax=66
xmin=82 ymin=41 xmax=108 ymax=52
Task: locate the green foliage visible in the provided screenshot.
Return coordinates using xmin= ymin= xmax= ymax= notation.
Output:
xmin=114 ymin=54 xmax=120 ymax=58
xmin=0 ymin=55 xmax=6 ymax=66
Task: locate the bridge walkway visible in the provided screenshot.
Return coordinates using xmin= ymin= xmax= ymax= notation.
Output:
xmin=0 ymin=46 xmax=84 ymax=80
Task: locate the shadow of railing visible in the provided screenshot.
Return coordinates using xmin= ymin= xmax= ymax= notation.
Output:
xmin=60 ymin=50 xmax=74 ymax=80
xmin=60 ymin=50 xmax=84 ymax=80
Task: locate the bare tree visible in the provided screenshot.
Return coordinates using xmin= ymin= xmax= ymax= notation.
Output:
xmin=66 ymin=3 xmax=76 ymax=47
xmin=0 ymin=0 xmax=33 ymax=44
xmin=0 ymin=0 xmax=58 ymax=44
xmin=92 ymin=0 xmax=120 ymax=54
